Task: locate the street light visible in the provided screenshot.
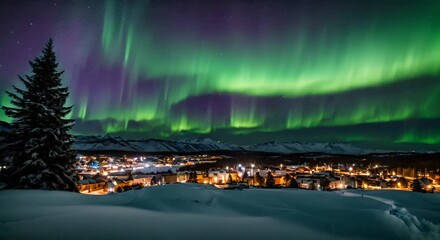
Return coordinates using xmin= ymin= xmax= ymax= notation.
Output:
xmin=251 ymin=164 xmax=255 ymax=176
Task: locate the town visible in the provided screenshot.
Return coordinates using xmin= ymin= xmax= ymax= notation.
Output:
xmin=72 ymin=153 xmax=439 ymax=195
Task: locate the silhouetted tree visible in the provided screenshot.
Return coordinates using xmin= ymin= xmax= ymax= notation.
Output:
xmin=0 ymin=39 xmax=76 ymax=191
xmin=284 ymin=174 xmax=299 ymax=188
xmin=242 ymin=171 xmax=249 ymax=183
xmin=411 ymin=179 xmax=422 ymax=192
xmin=320 ymin=178 xmax=331 ymax=191
xmin=309 ymin=181 xmax=316 ymax=190
xmin=289 ymin=177 xmax=299 ymax=188
xmin=189 ymin=171 xmax=198 ymax=183
xmin=254 ymin=172 xmax=264 ymax=187
xmin=227 ymin=173 xmax=233 ymax=184
xmin=284 ymin=174 xmax=292 ymax=187
xmin=151 ymin=175 xmax=158 ymax=185
xmin=266 ymin=171 xmax=275 ymax=188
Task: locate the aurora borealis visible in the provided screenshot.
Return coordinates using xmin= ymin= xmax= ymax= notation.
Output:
xmin=1 ymin=0 xmax=439 ymax=150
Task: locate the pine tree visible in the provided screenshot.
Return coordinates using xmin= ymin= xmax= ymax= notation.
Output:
xmin=189 ymin=170 xmax=198 ymax=183
xmin=309 ymin=181 xmax=316 ymax=190
xmin=411 ymin=179 xmax=422 ymax=192
xmin=289 ymin=177 xmax=299 ymax=188
xmin=242 ymin=171 xmax=248 ymax=183
xmin=266 ymin=171 xmax=275 ymax=188
xmin=227 ymin=173 xmax=233 ymax=184
xmin=254 ymin=172 xmax=262 ymax=186
xmin=320 ymin=177 xmax=330 ymax=191
xmin=0 ymin=39 xmax=77 ymax=191
xmin=284 ymin=173 xmax=291 ymax=187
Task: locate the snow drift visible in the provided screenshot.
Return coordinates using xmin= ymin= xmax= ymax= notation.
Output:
xmin=0 ymin=184 xmax=439 ymax=240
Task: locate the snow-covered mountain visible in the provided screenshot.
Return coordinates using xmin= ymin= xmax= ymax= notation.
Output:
xmin=73 ymin=135 xmax=244 ymax=153
xmin=72 ymin=135 xmax=371 ymax=155
xmin=177 ymin=137 xmax=242 ymax=151
xmin=0 ymin=121 xmax=377 ymax=155
xmin=244 ymin=141 xmax=370 ymax=155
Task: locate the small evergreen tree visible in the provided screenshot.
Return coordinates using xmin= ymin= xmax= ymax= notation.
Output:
xmin=411 ymin=179 xmax=422 ymax=192
xmin=227 ymin=173 xmax=233 ymax=184
xmin=0 ymin=39 xmax=76 ymax=191
xmin=284 ymin=174 xmax=291 ymax=187
xmin=266 ymin=171 xmax=275 ymax=188
xmin=189 ymin=170 xmax=198 ymax=183
xmin=151 ymin=175 xmax=158 ymax=185
xmin=284 ymin=174 xmax=299 ymax=188
xmin=289 ymin=177 xmax=299 ymax=188
xmin=320 ymin=177 xmax=330 ymax=191
xmin=309 ymin=181 xmax=316 ymax=190
xmin=242 ymin=171 xmax=248 ymax=183
xmin=254 ymin=172 xmax=264 ymax=187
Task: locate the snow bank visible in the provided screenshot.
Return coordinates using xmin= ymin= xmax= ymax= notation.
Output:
xmin=0 ymin=184 xmax=439 ymax=240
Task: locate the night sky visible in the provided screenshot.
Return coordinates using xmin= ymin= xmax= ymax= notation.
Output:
xmin=1 ymin=0 xmax=439 ymax=150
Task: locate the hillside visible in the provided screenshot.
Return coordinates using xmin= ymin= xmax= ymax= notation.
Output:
xmin=0 ymin=184 xmax=439 ymax=240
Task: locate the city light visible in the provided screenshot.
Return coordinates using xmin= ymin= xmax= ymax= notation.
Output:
xmin=72 ymin=151 xmax=436 ymax=196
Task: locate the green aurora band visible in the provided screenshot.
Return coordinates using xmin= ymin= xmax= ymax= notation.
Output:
xmin=1 ymin=0 xmax=440 ymax=149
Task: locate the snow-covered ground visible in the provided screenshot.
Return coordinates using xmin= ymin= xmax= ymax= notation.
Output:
xmin=0 ymin=184 xmax=439 ymax=240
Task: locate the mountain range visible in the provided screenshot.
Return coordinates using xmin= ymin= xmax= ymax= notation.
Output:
xmin=73 ymin=135 xmax=373 ymax=155
xmin=0 ymin=121 xmax=427 ymax=155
